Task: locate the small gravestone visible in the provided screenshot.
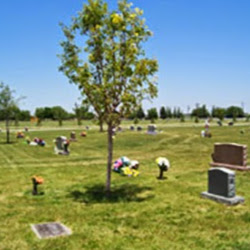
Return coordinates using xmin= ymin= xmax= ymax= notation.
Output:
xmin=70 ymin=131 xmax=77 ymax=142
xmin=201 ymin=168 xmax=244 ymax=205
xmin=130 ymin=126 xmax=135 ymax=131
xmin=117 ymin=126 xmax=122 ymax=132
xmin=147 ymin=124 xmax=157 ymax=135
xmin=54 ymin=136 xmax=70 ymax=155
xmin=31 ymin=222 xmax=71 ymax=239
xmin=228 ymin=122 xmax=234 ymax=126
xmin=137 ymin=126 xmax=142 ymax=131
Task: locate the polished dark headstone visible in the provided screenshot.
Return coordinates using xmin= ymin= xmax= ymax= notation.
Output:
xmin=208 ymin=168 xmax=235 ymax=198
xmin=31 ymin=222 xmax=71 ymax=239
xmin=201 ymin=168 xmax=244 ymax=205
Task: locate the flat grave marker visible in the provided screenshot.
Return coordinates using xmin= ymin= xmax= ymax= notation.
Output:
xmin=31 ymin=222 xmax=71 ymax=239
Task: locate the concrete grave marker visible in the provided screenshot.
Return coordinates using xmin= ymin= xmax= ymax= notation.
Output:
xmin=31 ymin=222 xmax=71 ymax=239
xmin=201 ymin=168 xmax=244 ymax=205
xmin=210 ymin=143 xmax=250 ymax=171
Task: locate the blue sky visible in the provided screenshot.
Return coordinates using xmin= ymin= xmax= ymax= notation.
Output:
xmin=0 ymin=0 xmax=249 ymax=114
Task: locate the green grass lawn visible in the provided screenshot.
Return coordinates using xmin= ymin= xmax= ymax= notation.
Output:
xmin=0 ymin=125 xmax=250 ymax=249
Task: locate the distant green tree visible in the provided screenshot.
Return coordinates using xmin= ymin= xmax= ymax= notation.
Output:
xmin=74 ymin=103 xmax=94 ymax=125
xmin=180 ymin=113 xmax=185 ymax=122
xmin=52 ymin=106 xmax=68 ymax=126
xmin=136 ymin=106 xmax=145 ymax=119
xmin=172 ymin=107 xmax=177 ymax=118
xmin=19 ymin=110 xmax=31 ymax=121
xmin=159 ymin=106 xmax=167 ymax=119
xmin=226 ymin=106 xmax=244 ymax=120
xmin=176 ymin=107 xmax=183 ymax=118
xmin=74 ymin=103 xmax=87 ymax=125
xmin=191 ymin=105 xmax=210 ymax=118
xmin=43 ymin=107 xmax=54 ymax=119
xmin=12 ymin=105 xmax=21 ymax=126
xmin=147 ymin=108 xmax=158 ymax=123
xmin=0 ymin=83 xmax=22 ymax=143
xmin=35 ymin=108 xmax=45 ymax=126
xmin=166 ymin=107 xmax=172 ymax=119
xmin=212 ymin=107 xmax=226 ymax=121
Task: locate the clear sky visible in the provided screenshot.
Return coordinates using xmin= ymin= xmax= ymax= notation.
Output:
xmin=0 ymin=0 xmax=249 ymax=114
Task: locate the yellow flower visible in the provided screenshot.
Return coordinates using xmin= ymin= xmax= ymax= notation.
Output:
xmin=95 ymin=24 xmax=101 ymax=30
xmin=130 ymin=13 xmax=136 ymax=19
xmin=135 ymin=8 xmax=143 ymax=15
xmin=111 ymin=13 xmax=123 ymax=24
xmin=88 ymin=54 xmax=94 ymax=62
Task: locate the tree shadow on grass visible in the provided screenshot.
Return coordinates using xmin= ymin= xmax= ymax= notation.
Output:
xmin=69 ymin=183 xmax=154 ymax=204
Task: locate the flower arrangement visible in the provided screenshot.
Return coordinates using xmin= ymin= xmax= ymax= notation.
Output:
xmin=31 ymin=176 xmax=44 ymax=195
xmin=32 ymin=176 xmax=44 ymax=184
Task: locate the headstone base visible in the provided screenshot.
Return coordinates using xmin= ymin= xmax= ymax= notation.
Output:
xmin=201 ymin=192 xmax=244 ymax=205
xmin=210 ymin=162 xmax=250 ymax=171
xmin=147 ymin=132 xmax=157 ymax=135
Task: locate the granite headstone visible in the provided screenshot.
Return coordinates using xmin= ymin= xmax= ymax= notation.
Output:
xmin=201 ymin=168 xmax=244 ymax=205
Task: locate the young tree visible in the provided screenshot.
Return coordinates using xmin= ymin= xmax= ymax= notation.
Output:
xmin=59 ymin=0 xmax=158 ymax=193
xmin=74 ymin=102 xmax=90 ymax=125
xmin=0 ymin=83 xmax=21 ymax=143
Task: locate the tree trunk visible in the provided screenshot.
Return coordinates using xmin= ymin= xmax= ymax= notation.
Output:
xmin=59 ymin=119 xmax=63 ymax=126
xmin=99 ymin=120 xmax=104 ymax=132
xmin=106 ymin=123 xmax=113 ymax=194
xmin=6 ymin=118 xmax=10 ymax=144
xmin=77 ymin=117 xmax=82 ymax=126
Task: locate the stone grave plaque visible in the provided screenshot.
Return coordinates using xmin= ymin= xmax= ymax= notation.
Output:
xmin=31 ymin=222 xmax=71 ymax=239
xmin=201 ymin=168 xmax=244 ymax=205
xmin=130 ymin=126 xmax=135 ymax=131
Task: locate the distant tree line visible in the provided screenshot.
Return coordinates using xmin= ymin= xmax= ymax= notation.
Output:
xmin=0 ymin=103 xmax=95 ymax=126
xmin=34 ymin=105 xmax=95 ymax=126
xmin=191 ymin=105 xmax=245 ymax=121
xmin=127 ymin=105 xmax=248 ymax=123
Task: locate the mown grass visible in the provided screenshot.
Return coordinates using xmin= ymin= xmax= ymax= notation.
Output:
xmin=0 ymin=125 xmax=250 ymax=249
